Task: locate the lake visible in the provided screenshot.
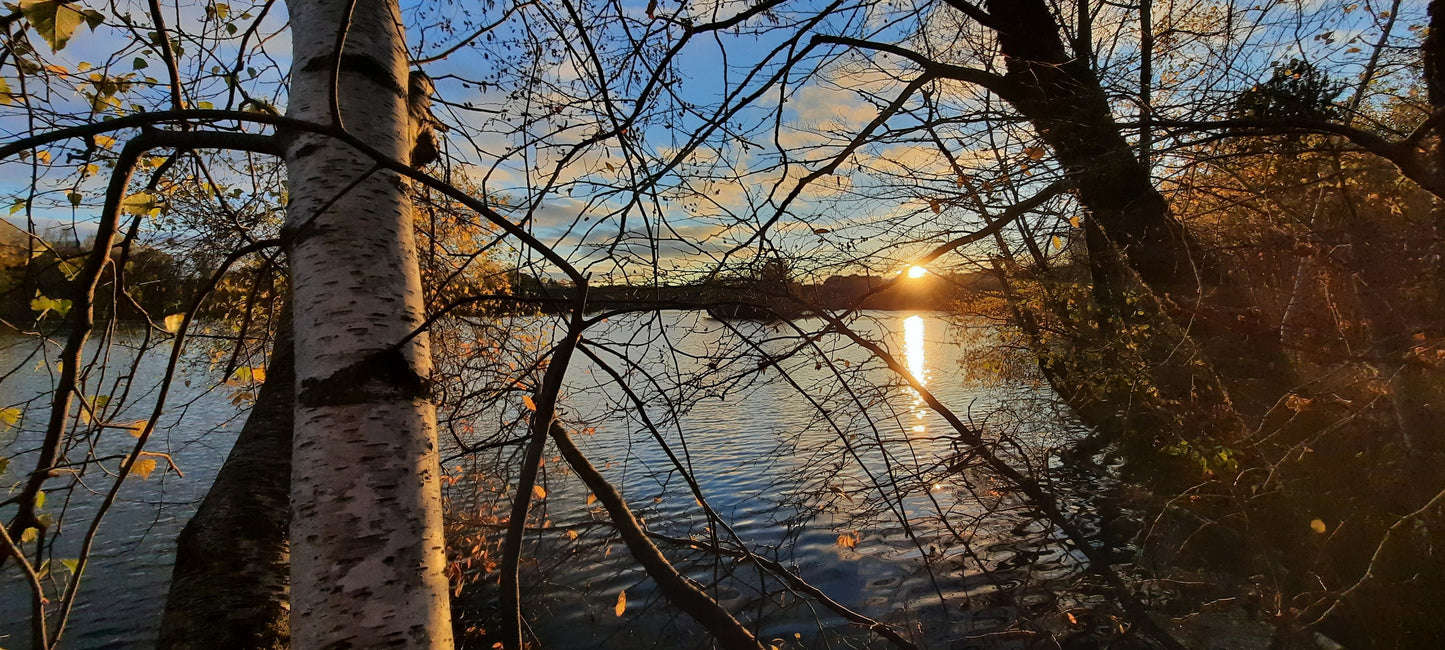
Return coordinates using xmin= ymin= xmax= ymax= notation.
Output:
xmin=1 ymin=311 xmax=1106 ymax=648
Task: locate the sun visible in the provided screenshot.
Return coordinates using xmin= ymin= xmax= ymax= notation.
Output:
xmin=907 ymin=265 xmax=928 ymax=279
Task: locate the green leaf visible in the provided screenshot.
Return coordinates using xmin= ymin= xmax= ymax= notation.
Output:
xmin=132 ymin=57 xmax=148 ymax=70
xmin=59 ymin=558 xmax=78 ymax=574
xmin=21 ymin=0 xmax=93 ymax=52
xmin=0 ymin=457 xmax=10 ymax=476
xmin=0 ymin=77 xmax=12 ymax=105
xmin=67 ymin=191 xmax=81 ymax=206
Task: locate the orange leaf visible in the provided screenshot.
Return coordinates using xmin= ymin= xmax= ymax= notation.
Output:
xmin=614 ymin=590 xmax=627 ymax=617
xmin=532 ymin=484 xmax=547 ymax=499
xmin=522 ymin=395 xmax=537 ymax=411
xmin=132 ymin=457 xmax=158 ymax=480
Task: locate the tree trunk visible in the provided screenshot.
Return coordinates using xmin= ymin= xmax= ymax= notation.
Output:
xmin=982 ymin=0 xmax=1292 ymax=414
xmin=284 ymin=0 xmax=452 ymax=644
xmin=158 ymin=314 xmax=294 ymax=649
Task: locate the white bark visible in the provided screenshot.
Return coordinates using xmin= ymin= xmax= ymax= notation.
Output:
xmin=283 ymin=0 xmax=452 ymax=645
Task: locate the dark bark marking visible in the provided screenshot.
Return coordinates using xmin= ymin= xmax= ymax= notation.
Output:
xmin=292 ymin=142 xmax=324 ymax=159
xmin=297 ymin=347 xmax=431 ymax=407
xmin=301 ymin=53 xmax=405 ymax=96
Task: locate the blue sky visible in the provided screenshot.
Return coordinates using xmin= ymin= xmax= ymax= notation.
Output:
xmin=1 ymin=0 xmax=1430 ymax=284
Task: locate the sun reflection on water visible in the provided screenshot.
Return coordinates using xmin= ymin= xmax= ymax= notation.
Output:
xmin=902 ymin=315 xmax=929 ymax=437
xmin=903 ymin=315 xmax=926 ymax=387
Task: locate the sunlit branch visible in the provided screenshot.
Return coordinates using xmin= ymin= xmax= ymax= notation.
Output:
xmin=1150 ymin=117 xmax=1445 ymax=199
xmin=0 ymin=516 xmax=48 ymax=649
xmin=146 ymin=0 xmax=184 ymax=111
xmin=498 ymin=285 xmax=589 ymax=650
xmin=548 ymin=419 xmax=764 ymax=649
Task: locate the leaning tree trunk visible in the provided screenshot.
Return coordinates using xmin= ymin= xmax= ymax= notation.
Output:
xmin=158 ymin=314 xmax=294 ymax=649
xmin=981 ymin=0 xmax=1294 ymax=417
xmin=284 ymin=0 xmax=452 ymax=645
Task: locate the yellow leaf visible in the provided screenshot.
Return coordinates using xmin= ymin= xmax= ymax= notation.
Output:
xmin=121 ymin=192 xmax=157 ymax=215
xmin=250 ymin=366 xmax=266 ymax=383
xmin=163 ymin=313 xmax=184 ymax=333
xmin=36 ymin=150 xmax=51 ymax=164
xmin=532 ymin=484 xmax=547 ymax=499
xmin=127 ymin=419 xmax=147 ymax=437
xmin=614 ymin=590 xmax=627 ymax=617
xmin=0 ymin=77 xmax=12 ymax=105
xmin=94 ymin=134 xmax=115 ymax=149
xmin=132 ymin=457 xmax=158 ymax=479
xmin=1310 ymin=518 xmax=1327 ymax=534
xmin=0 ymin=407 xmax=20 ymax=429
xmin=20 ymin=0 xmax=99 ymax=51
xmin=1069 ymin=216 xmax=1081 ymax=228
xmin=1051 ymin=236 xmax=1064 ymax=250
xmin=522 ymin=395 xmax=537 ymax=411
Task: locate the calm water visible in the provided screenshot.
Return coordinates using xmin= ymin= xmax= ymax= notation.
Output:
xmin=1 ymin=312 xmax=1100 ymax=648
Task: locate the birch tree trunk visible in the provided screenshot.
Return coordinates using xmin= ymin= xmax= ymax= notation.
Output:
xmin=283 ymin=0 xmax=452 ymax=645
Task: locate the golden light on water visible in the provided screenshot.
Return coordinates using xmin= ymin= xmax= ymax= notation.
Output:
xmin=907 ymin=265 xmax=927 ymax=278
xmin=903 ymin=315 xmax=926 ymax=387
xmin=903 ymin=315 xmax=928 ymax=437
